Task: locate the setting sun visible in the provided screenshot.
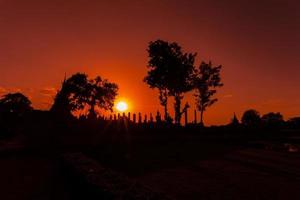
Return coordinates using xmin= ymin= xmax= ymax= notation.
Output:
xmin=116 ymin=101 xmax=128 ymax=112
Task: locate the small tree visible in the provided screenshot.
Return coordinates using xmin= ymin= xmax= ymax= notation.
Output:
xmin=242 ymin=109 xmax=261 ymax=127
xmin=193 ymin=61 xmax=223 ymax=126
xmin=51 ymin=73 xmax=89 ymax=117
xmin=144 ymin=39 xmax=196 ymax=124
xmin=86 ymin=76 xmax=118 ymax=119
xmin=0 ymin=92 xmax=32 ymax=137
xmin=0 ymin=92 xmax=32 ymax=117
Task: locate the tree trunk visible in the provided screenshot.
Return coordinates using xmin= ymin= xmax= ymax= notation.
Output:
xmin=89 ymin=103 xmax=96 ymax=119
xmin=200 ymin=108 xmax=204 ymax=126
xmin=160 ymin=88 xmax=169 ymax=122
xmin=184 ymin=109 xmax=188 ymax=126
xmin=164 ymin=103 xmax=168 ymax=121
xmin=174 ymin=93 xmax=181 ymax=125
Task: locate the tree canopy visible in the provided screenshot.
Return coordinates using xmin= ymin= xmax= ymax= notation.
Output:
xmin=241 ymin=109 xmax=261 ymax=127
xmin=144 ymin=39 xmax=196 ymax=124
xmin=51 ymin=73 xmax=118 ymax=118
xmin=262 ymin=112 xmax=284 ymax=127
xmin=0 ymin=92 xmax=32 ymax=116
xmin=86 ymin=76 xmax=118 ymax=119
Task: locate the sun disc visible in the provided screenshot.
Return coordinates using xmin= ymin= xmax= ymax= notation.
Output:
xmin=116 ymin=101 xmax=128 ymax=112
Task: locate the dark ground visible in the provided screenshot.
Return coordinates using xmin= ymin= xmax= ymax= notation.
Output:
xmin=136 ymin=148 xmax=300 ymax=199
xmin=0 ymin=153 xmax=72 ymax=200
xmin=0 ymin=130 xmax=300 ymax=200
xmin=85 ymin=131 xmax=300 ymax=200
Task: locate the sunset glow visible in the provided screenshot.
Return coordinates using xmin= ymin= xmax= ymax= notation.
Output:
xmin=116 ymin=101 xmax=128 ymax=112
xmin=0 ymin=0 xmax=299 ymax=125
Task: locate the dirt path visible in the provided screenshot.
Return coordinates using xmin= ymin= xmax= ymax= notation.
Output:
xmin=0 ymin=153 xmax=73 ymax=200
xmin=137 ymin=149 xmax=300 ymax=200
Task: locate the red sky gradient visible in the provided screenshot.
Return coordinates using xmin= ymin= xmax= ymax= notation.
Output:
xmin=0 ymin=0 xmax=300 ymax=125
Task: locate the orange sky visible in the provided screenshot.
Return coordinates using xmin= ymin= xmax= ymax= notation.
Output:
xmin=0 ymin=0 xmax=300 ymax=125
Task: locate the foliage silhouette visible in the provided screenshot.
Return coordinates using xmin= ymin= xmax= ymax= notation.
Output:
xmin=193 ymin=61 xmax=223 ymax=126
xmin=0 ymin=92 xmax=32 ymax=138
xmin=288 ymin=117 xmax=300 ymax=128
xmin=144 ymin=39 xmax=196 ymax=124
xmin=51 ymin=73 xmax=89 ymax=118
xmin=86 ymin=76 xmax=118 ymax=119
xmin=242 ymin=109 xmax=261 ymax=127
xmin=0 ymin=92 xmax=32 ymax=116
xmin=51 ymin=73 xmax=118 ymax=119
xmin=262 ymin=112 xmax=284 ymax=127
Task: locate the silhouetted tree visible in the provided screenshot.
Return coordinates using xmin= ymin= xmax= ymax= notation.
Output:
xmin=144 ymin=40 xmax=196 ymax=124
xmin=144 ymin=40 xmax=170 ymax=121
xmin=51 ymin=73 xmax=89 ymax=117
xmin=193 ymin=61 xmax=223 ymax=126
xmin=159 ymin=89 xmax=169 ymax=121
xmin=262 ymin=112 xmax=284 ymax=127
xmin=0 ymin=93 xmax=32 ymax=138
xmin=0 ymin=92 xmax=32 ymax=117
xmin=241 ymin=109 xmax=261 ymax=127
xmin=86 ymin=76 xmax=118 ymax=119
xmin=51 ymin=73 xmax=118 ymax=119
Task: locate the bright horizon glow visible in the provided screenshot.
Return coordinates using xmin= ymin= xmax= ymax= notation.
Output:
xmin=116 ymin=101 xmax=128 ymax=112
xmin=1 ymin=1 xmax=300 ymax=125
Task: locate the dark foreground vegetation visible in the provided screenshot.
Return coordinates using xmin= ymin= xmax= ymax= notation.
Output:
xmin=0 ymin=109 xmax=300 ymax=199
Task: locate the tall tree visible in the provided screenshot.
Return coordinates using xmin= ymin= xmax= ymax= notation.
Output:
xmin=144 ymin=40 xmax=170 ymax=121
xmin=193 ymin=61 xmax=223 ymax=126
xmin=144 ymin=39 xmax=196 ymax=124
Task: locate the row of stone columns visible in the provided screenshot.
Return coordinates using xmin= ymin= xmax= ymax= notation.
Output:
xmin=107 ymin=109 xmax=199 ymax=125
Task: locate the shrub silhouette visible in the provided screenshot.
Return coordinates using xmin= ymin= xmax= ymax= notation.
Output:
xmin=0 ymin=92 xmax=32 ymax=138
xmin=288 ymin=117 xmax=300 ymax=128
xmin=241 ymin=109 xmax=261 ymax=127
xmin=0 ymin=92 xmax=32 ymax=117
xmin=262 ymin=112 xmax=284 ymax=127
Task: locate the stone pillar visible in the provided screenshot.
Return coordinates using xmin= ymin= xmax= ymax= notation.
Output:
xmin=156 ymin=111 xmax=161 ymax=123
xmin=138 ymin=112 xmax=142 ymax=124
xmin=128 ymin=112 xmax=131 ymax=121
xmin=150 ymin=113 xmax=153 ymax=123
xmin=133 ymin=113 xmax=136 ymax=123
